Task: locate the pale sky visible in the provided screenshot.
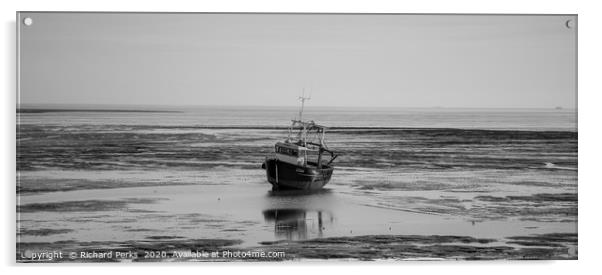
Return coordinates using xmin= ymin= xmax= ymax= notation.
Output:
xmin=19 ymin=13 xmax=576 ymax=108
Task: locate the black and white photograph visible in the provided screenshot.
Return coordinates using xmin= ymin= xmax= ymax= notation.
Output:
xmin=15 ymin=12 xmax=577 ymax=262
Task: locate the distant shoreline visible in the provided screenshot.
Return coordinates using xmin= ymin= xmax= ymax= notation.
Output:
xmin=17 ymin=109 xmax=180 ymax=114
xmin=16 ymin=104 xmax=577 ymax=111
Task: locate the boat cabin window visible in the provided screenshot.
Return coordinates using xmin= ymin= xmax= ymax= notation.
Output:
xmin=275 ymin=145 xmax=298 ymax=157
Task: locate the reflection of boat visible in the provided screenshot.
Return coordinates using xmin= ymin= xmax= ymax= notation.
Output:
xmin=262 ymin=208 xmax=332 ymax=240
xmin=261 ymin=96 xmax=338 ymax=190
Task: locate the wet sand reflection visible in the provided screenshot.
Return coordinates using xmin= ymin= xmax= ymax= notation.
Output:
xmin=263 ymin=209 xmax=333 ymax=240
xmin=263 ymin=188 xmax=335 ymax=240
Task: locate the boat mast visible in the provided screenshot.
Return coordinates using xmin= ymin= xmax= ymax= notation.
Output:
xmin=297 ymin=91 xmax=311 ymax=146
xmin=298 ymin=90 xmax=311 ymax=122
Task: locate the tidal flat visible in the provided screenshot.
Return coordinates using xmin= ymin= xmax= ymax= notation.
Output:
xmin=17 ymin=120 xmax=577 ymax=261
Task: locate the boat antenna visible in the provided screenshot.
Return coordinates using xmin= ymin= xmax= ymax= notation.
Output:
xmin=298 ymin=89 xmax=311 ymax=122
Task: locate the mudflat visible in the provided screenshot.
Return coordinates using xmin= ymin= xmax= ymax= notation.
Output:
xmin=17 ymin=121 xmax=577 ymax=261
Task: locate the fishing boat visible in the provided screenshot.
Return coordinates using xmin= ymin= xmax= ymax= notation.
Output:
xmin=261 ymin=96 xmax=338 ymax=190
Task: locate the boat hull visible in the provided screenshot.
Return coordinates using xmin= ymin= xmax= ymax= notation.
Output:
xmin=262 ymin=158 xmax=334 ymax=190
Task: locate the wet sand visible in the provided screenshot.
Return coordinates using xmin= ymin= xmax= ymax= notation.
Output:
xmin=17 ymin=123 xmax=577 ymax=261
xmin=17 ymin=168 xmax=576 ymax=261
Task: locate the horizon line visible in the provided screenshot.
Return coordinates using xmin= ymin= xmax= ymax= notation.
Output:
xmin=17 ymin=103 xmax=577 ymax=110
